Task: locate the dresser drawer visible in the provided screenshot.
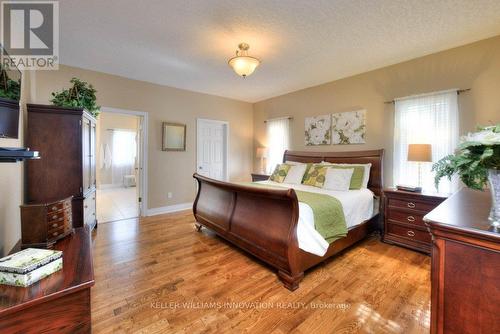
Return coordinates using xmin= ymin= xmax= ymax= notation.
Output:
xmin=47 ymin=208 xmax=71 ymax=223
xmin=387 ymin=209 xmax=426 ymax=228
xmin=388 ymin=198 xmax=437 ymax=212
xmin=47 ymin=199 xmax=72 ymax=215
xmin=386 ymin=223 xmax=431 ymax=244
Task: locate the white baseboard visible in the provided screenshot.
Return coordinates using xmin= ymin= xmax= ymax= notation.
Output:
xmin=147 ymin=202 xmax=192 ymax=216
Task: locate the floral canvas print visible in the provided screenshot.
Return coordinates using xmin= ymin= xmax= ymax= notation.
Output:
xmin=305 ymin=115 xmax=331 ymax=145
xmin=332 ymin=110 xmax=366 ymax=144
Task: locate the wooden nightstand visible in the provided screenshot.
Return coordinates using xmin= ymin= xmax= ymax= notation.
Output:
xmin=383 ymin=188 xmax=447 ymax=254
xmin=251 ymin=173 xmax=270 ymax=182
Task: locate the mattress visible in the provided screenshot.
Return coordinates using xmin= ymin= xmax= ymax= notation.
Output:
xmin=257 ymin=180 xmax=376 ymax=256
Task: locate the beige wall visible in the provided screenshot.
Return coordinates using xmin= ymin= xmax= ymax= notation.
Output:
xmin=0 ymin=71 xmax=33 ymax=256
xmin=254 ymin=35 xmax=500 ymax=186
xmin=32 ymin=65 xmax=254 ymax=210
xmin=96 ymin=112 xmax=139 ymax=186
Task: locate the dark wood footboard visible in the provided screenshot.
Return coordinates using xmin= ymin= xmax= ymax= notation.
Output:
xmin=193 ymin=173 xmax=304 ymax=290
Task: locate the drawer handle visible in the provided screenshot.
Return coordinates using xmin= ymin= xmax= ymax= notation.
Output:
xmin=407 ymin=216 xmax=415 ymax=222
xmin=407 ymin=230 xmax=415 ymax=237
xmin=84 ymin=205 xmax=88 ymax=209
xmin=51 ymin=206 xmax=58 ymax=211
xmin=52 ymin=232 xmax=58 ymax=237
xmin=407 ymin=202 xmax=416 ymax=208
xmin=52 ymin=223 xmax=58 ymax=228
xmin=52 ymin=215 xmax=57 ymax=219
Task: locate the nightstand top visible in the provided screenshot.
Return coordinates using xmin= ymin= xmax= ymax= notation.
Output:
xmin=384 ymin=187 xmax=449 ymax=199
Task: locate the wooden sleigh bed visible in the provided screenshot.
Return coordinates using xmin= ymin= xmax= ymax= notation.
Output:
xmin=192 ymin=149 xmax=384 ymax=290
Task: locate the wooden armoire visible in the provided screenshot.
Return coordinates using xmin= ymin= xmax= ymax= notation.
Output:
xmin=26 ymin=104 xmax=97 ymax=230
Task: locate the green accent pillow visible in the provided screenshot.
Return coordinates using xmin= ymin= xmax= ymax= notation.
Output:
xmin=269 ymin=164 xmax=291 ymax=183
xmin=301 ymin=163 xmax=314 ymax=183
xmin=302 ymin=164 xmax=328 ymax=187
xmin=327 ymin=165 xmax=365 ymax=189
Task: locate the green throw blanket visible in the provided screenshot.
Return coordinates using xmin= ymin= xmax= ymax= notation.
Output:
xmin=241 ymin=182 xmax=347 ymax=243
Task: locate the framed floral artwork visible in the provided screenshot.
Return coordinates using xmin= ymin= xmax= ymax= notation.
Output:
xmin=305 ymin=114 xmax=331 ymax=145
xmin=331 ymin=110 xmax=366 ymax=144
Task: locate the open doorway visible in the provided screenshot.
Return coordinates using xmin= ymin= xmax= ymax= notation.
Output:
xmin=96 ymin=108 xmax=148 ymax=223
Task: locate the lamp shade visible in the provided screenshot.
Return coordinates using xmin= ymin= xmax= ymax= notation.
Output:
xmin=407 ymin=144 xmax=432 ymax=162
xmin=256 ymin=147 xmax=268 ymax=158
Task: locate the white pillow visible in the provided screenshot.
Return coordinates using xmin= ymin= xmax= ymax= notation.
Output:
xmin=321 ymin=162 xmax=371 ymax=188
xmin=323 ymin=168 xmax=354 ymax=191
xmin=284 ymin=164 xmax=308 ymax=184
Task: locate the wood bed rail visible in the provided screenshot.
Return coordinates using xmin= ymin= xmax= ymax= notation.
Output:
xmin=193 ymin=173 xmax=304 ymax=289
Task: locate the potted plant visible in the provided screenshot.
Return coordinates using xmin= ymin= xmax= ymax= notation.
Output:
xmin=50 ymin=77 xmax=100 ymax=117
xmin=433 ymin=125 xmax=500 ymax=228
xmin=0 ymin=65 xmax=20 ymax=101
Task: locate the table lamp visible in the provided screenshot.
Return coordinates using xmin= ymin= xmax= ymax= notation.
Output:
xmin=256 ymin=147 xmax=268 ymax=174
xmin=407 ymin=143 xmax=432 ymax=189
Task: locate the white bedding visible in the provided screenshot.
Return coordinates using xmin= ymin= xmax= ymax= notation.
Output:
xmin=257 ymin=180 xmax=376 ymax=256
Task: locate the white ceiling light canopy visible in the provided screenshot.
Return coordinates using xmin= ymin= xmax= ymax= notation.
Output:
xmin=228 ymin=43 xmax=260 ymax=78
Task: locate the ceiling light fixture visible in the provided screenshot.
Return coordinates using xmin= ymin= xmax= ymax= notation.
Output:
xmin=228 ymin=43 xmax=260 ymax=78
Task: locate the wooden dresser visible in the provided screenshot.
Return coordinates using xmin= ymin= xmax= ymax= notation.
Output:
xmin=26 ymin=104 xmax=97 ymax=230
xmin=0 ymin=227 xmax=95 ymax=333
xmin=383 ymin=189 xmax=447 ymax=253
xmin=424 ymin=188 xmax=499 ymax=334
xmin=20 ymin=196 xmax=74 ymax=248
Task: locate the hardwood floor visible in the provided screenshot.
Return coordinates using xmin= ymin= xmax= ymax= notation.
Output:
xmin=91 ymin=211 xmax=431 ymax=333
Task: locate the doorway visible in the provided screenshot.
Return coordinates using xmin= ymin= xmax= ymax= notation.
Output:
xmin=96 ymin=107 xmax=148 ymax=222
xmin=196 ymin=118 xmax=229 ymax=181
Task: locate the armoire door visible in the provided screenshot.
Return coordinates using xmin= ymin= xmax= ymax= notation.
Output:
xmin=90 ymin=121 xmax=96 ymax=188
xmin=82 ymin=118 xmax=91 ymax=192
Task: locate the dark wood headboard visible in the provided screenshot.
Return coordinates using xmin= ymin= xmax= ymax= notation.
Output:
xmin=283 ymin=149 xmax=384 ymax=196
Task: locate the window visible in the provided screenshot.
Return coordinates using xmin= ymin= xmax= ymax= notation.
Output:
xmin=393 ymin=90 xmax=459 ymax=193
xmin=266 ymin=117 xmax=290 ymax=173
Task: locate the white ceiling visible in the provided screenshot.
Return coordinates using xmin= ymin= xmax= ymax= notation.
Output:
xmin=60 ymin=0 xmax=500 ymax=103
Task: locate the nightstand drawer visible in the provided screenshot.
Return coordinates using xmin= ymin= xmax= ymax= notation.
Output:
xmin=386 ymin=223 xmax=431 ymax=244
xmin=388 ymin=210 xmax=426 ymax=228
xmin=388 ymin=198 xmax=436 ymax=212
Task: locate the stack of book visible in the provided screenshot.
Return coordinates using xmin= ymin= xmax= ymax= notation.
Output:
xmin=0 ymin=248 xmax=63 ymax=287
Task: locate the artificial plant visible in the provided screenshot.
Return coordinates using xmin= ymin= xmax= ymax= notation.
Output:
xmin=51 ymin=77 xmax=100 ymax=117
xmin=433 ymin=125 xmax=500 ymax=190
xmin=0 ymin=65 xmax=21 ymax=100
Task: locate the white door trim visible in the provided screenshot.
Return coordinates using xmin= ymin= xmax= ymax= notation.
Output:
xmin=196 ymin=118 xmax=229 ymax=181
xmin=100 ymin=106 xmax=149 ymax=217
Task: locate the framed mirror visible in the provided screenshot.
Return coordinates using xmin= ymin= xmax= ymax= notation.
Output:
xmin=162 ymin=122 xmax=186 ymax=151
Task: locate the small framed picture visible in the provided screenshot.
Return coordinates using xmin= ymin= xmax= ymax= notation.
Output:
xmin=162 ymin=122 xmax=186 ymax=151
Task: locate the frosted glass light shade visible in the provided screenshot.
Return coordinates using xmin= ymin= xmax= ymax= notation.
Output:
xmin=228 ymin=56 xmax=260 ymax=77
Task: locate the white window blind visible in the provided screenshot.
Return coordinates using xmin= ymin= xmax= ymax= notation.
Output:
xmin=393 ymin=90 xmax=459 ymax=193
xmin=266 ymin=118 xmax=290 ymax=174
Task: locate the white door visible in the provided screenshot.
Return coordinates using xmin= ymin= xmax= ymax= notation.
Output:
xmin=197 ymin=119 xmax=228 ymax=181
